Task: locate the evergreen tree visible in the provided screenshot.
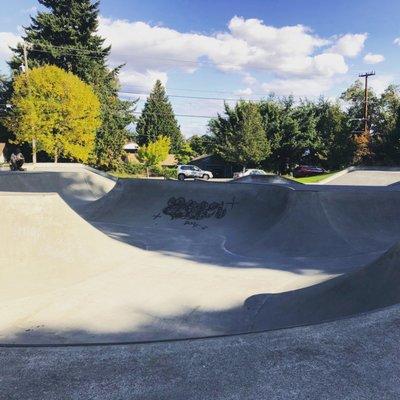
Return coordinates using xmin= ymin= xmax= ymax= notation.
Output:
xmin=136 ymin=80 xmax=183 ymax=153
xmin=0 ymin=76 xmax=13 ymax=143
xmin=9 ymin=0 xmax=135 ymax=169
xmin=209 ymin=101 xmax=271 ymax=170
xmin=189 ymin=134 xmax=214 ymax=156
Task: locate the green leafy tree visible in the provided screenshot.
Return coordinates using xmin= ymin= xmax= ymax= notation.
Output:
xmin=259 ymin=98 xmax=324 ymax=172
xmin=4 ymin=65 xmax=100 ymax=162
xmin=137 ymin=135 xmax=171 ymax=177
xmin=209 ymin=101 xmax=271 ymax=170
xmin=314 ymin=98 xmax=353 ymax=169
xmin=175 ymin=141 xmax=193 ymax=164
xmin=340 ymin=80 xmax=380 ymax=164
xmin=9 ymin=0 xmax=135 ymax=169
xmin=189 ymin=134 xmax=214 ymax=156
xmin=136 ymin=80 xmax=183 ymax=153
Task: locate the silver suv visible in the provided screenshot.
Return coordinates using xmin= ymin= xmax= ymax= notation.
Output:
xmin=177 ymin=165 xmax=213 ymax=181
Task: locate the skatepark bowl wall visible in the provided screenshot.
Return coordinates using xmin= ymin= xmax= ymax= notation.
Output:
xmin=1 ymin=165 xmax=400 ymax=345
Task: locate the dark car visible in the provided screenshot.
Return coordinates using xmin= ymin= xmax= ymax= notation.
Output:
xmin=293 ymin=165 xmax=326 ymax=178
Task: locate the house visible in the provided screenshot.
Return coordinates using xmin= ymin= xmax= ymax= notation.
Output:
xmin=189 ymin=154 xmax=241 ymax=178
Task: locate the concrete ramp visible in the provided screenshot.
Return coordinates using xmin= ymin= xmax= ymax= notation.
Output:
xmin=247 ymin=239 xmax=400 ymax=331
xmin=84 ymin=179 xmax=400 ymax=270
xmin=323 ymin=167 xmax=400 ymax=186
xmin=0 ymin=166 xmax=115 ymax=207
xmin=0 ymin=193 xmax=334 ymax=344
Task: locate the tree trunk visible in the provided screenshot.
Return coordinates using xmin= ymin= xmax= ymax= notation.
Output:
xmin=54 ymin=150 xmax=58 ymax=164
xmin=146 ymin=167 xmax=149 ymax=178
xmin=32 ymin=138 xmax=37 ymax=164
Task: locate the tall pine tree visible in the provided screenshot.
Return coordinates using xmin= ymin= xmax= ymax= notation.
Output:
xmin=136 ymin=80 xmax=183 ymax=153
xmin=9 ymin=0 xmax=135 ymax=170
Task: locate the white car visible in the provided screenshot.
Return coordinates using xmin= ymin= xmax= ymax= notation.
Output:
xmin=177 ymin=165 xmax=213 ymax=181
xmin=233 ymin=169 xmax=267 ymax=179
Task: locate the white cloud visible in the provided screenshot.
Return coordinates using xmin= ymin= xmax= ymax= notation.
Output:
xmin=242 ymin=73 xmax=257 ymax=86
xmin=234 ymin=87 xmax=253 ymax=97
xmin=329 ymin=33 xmax=367 ymax=57
xmin=98 ymin=15 xmax=355 ymax=88
xmin=369 ymin=74 xmax=394 ymax=95
xmin=394 ymin=38 xmax=400 ymax=46
xmin=363 ymin=53 xmax=385 ymax=64
xmin=0 ymin=32 xmax=20 ymax=61
xmin=118 ymin=69 xmax=168 ymax=92
xmin=261 ymin=77 xmax=333 ymax=97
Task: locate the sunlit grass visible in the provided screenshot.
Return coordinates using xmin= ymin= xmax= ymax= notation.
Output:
xmin=291 ymin=171 xmax=338 ymax=184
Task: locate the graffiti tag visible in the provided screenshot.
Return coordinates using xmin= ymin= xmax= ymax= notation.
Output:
xmin=162 ymin=196 xmax=237 ymax=221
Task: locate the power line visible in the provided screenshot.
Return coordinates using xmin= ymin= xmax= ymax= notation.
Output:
xmin=119 ymin=91 xmax=259 ymax=102
xmin=25 ymin=44 xmax=274 ymax=73
xmin=131 ymin=111 xmax=214 ymax=119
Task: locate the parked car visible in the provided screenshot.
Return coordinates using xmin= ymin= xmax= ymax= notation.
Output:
xmin=177 ymin=165 xmax=213 ymax=181
xmin=292 ymin=165 xmax=326 ymax=178
xmin=233 ymin=169 xmax=267 ymax=179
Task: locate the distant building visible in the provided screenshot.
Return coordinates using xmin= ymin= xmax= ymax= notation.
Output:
xmin=189 ymin=154 xmax=241 ymax=178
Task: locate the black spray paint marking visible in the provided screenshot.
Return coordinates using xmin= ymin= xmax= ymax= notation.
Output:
xmin=162 ymin=197 xmax=237 ymax=221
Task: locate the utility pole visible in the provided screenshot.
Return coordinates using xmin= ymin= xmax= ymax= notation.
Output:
xmin=358 ymin=71 xmax=376 ymax=135
xmin=22 ymin=42 xmax=37 ymax=164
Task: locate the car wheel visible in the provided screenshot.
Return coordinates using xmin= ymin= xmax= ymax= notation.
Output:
xmin=202 ymin=174 xmax=210 ymax=180
xmin=178 ymin=174 xmax=186 ymax=181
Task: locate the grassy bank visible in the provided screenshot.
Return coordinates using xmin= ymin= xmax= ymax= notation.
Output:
xmin=291 ymin=171 xmax=338 ymax=184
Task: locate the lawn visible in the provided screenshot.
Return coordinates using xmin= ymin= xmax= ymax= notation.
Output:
xmin=291 ymin=171 xmax=338 ymax=184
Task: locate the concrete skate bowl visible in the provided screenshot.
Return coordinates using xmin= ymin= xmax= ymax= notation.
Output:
xmin=0 ymin=167 xmax=115 ymax=207
xmin=1 ymin=175 xmax=400 ymax=345
xmin=84 ymin=179 xmax=400 ymax=271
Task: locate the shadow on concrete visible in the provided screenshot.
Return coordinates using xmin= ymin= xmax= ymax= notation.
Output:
xmin=3 ymin=240 xmax=400 ymax=346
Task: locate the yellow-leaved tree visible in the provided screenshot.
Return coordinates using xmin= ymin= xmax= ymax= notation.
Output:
xmin=4 ymin=65 xmax=101 ymax=163
xmin=137 ymin=135 xmax=171 ymax=177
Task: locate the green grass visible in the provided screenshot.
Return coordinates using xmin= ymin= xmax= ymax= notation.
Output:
xmin=291 ymin=171 xmax=338 ymax=184
xmin=109 ymin=171 xmax=144 ymax=179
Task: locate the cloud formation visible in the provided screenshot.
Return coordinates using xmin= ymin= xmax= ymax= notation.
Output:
xmin=0 ymin=32 xmax=20 ymax=61
xmin=329 ymin=33 xmax=367 ymax=57
xmin=363 ymin=53 xmax=385 ymax=64
xmin=98 ymin=16 xmax=365 ymax=92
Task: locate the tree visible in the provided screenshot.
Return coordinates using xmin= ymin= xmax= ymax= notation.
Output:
xmin=340 ymin=80 xmax=379 ymax=164
xmin=9 ymin=0 xmax=135 ymax=169
xmin=136 ymin=80 xmax=183 ymax=153
xmin=259 ymin=98 xmax=325 ymax=172
xmin=189 ymin=134 xmax=214 ymax=156
xmin=4 ymin=65 xmax=100 ymax=162
xmin=0 ymin=75 xmax=13 ymax=143
xmin=209 ymin=101 xmax=271 ymax=170
xmin=175 ymin=141 xmax=193 ymax=164
xmin=314 ymin=98 xmax=353 ymax=169
xmin=137 ymin=135 xmax=171 ymax=177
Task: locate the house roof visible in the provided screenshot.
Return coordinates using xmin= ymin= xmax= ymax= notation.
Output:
xmin=162 ymin=154 xmax=178 ymax=166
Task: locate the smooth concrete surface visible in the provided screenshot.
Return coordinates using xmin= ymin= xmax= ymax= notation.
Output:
xmin=0 ymin=165 xmax=115 ymax=207
xmin=1 ymin=172 xmax=400 ymax=344
xmin=1 ymin=165 xmax=400 ymax=398
xmin=1 ymin=304 xmax=400 ymax=399
xmin=323 ymin=167 xmax=400 ymax=186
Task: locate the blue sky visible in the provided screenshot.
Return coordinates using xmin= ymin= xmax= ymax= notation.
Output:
xmin=1 ymin=0 xmax=400 ymax=136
